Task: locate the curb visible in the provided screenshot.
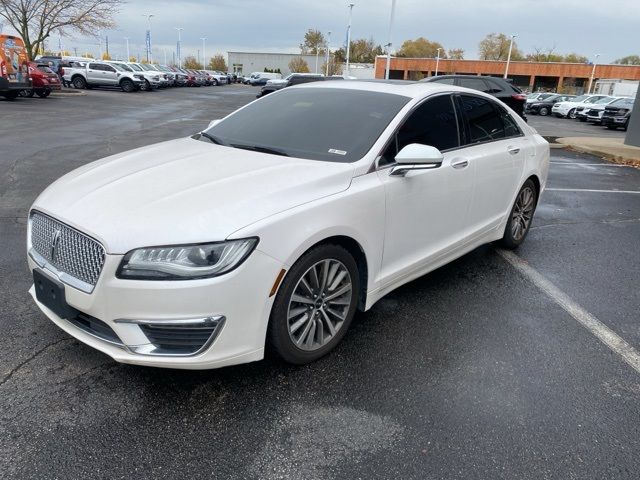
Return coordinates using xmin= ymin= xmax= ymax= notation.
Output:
xmin=564 ymin=145 xmax=640 ymax=168
xmin=51 ymin=90 xmax=88 ymax=97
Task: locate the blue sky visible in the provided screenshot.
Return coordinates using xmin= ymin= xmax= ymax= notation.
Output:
xmin=8 ymin=0 xmax=639 ymax=63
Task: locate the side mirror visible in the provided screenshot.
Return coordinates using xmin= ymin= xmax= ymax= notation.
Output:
xmin=390 ymin=144 xmax=444 ymax=177
xmin=207 ymin=119 xmax=222 ymax=129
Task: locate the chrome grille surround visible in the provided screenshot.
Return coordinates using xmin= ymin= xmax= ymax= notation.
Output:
xmin=29 ymin=211 xmax=106 ymax=293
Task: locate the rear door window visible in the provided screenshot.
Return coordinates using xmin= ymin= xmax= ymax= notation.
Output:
xmin=459 ymin=95 xmax=506 ymax=144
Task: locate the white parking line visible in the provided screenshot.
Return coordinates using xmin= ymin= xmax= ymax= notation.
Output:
xmin=497 ymin=249 xmax=640 ymax=375
xmin=546 ymin=188 xmax=640 ymax=194
xmin=550 ymin=162 xmax=632 ymax=167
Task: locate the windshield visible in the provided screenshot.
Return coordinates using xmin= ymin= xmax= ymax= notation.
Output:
xmin=110 ymin=63 xmax=128 ymax=72
xmin=571 ymin=95 xmax=589 ymax=103
xmin=595 ymin=97 xmax=614 ymax=104
xmin=540 ymin=94 xmax=559 ymax=102
xmin=36 ymin=65 xmax=55 ymax=74
xmin=140 ymin=63 xmax=155 ymax=71
xmin=611 ymin=98 xmax=634 ymax=107
xmin=538 ymin=93 xmax=555 ymax=100
xmin=129 ymin=64 xmax=143 ymax=71
xmin=203 ymin=88 xmax=410 ymax=163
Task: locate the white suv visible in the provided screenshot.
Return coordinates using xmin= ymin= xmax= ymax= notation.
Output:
xmin=551 ymin=94 xmax=609 ymax=119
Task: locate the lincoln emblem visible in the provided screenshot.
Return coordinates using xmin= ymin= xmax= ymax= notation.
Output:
xmin=50 ymin=229 xmax=61 ymax=262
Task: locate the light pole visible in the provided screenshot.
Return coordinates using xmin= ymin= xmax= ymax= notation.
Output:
xmin=384 ymin=0 xmax=396 ymax=80
xmin=124 ymin=37 xmax=130 ymax=61
xmin=345 ymin=3 xmax=355 ymax=77
xmin=588 ymin=53 xmax=601 ymax=93
xmin=435 ymin=47 xmax=442 ymax=76
xmin=174 ymin=27 xmax=183 ymax=68
xmin=142 ymin=14 xmax=154 ymax=62
xmin=325 ymin=30 xmax=331 ymax=76
xmin=201 ymin=37 xmax=207 ymax=68
xmin=504 ymin=34 xmax=516 ymax=79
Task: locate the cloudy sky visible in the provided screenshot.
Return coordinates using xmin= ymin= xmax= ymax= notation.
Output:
xmin=22 ymin=0 xmax=640 ymax=63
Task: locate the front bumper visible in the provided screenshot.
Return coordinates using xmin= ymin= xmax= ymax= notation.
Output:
xmin=28 ymin=249 xmax=283 ymax=369
xmin=602 ymin=116 xmax=629 ymax=125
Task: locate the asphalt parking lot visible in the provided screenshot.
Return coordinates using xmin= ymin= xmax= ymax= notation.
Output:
xmin=527 ymin=113 xmax=627 ymax=139
xmin=1 ymin=86 xmax=639 ymax=480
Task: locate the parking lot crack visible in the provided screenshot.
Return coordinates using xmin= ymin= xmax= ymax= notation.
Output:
xmin=531 ymin=218 xmax=640 ymax=230
xmin=0 ymin=337 xmax=74 ymax=387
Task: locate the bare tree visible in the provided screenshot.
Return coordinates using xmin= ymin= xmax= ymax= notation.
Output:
xmin=0 ymin=0 xmax=124 ymax=59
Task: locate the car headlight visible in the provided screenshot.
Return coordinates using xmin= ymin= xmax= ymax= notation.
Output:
xmin=117 ymin=238 xmax=258 ymax=280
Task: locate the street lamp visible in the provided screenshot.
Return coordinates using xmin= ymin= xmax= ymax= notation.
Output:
xmin=325 ymin=30 xmax=332 ymax=76
xmin=588 ymin=53 xmax=601 ymax=93
xmin=384 ymin=0 xmax=396 ymax=80
xmin=201 ymin=37 xmax=207 ymax=68
xmin=345 ymin=3 xmax=355 ymax=77
xmin=142 ymin=14 xmax=154 ymax=62
xmin=435 ymin=47 xmax=442 ymax=76
xmin=124 ymin=37 xmax=130 ymax=61
xmin=504 ymin=34 xmax=517 ymax=79
xmin=174 ymin=27 xmax=183 ymax=68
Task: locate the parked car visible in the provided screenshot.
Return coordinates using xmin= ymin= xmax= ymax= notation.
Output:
xmin=124 ymin=62 xmax=162 ymax=91
xmin=0 ymin=34 xmax=31 ymax=100
xmin=421 ymin=75 xmax=528 ymax=119
xmin=575 ymin=95 xmax=616 ymax=122
xmin=580 ymin=96 xmax=620 ymax=123
xmin=139 ymin=63 xmax=171 ymax=88
xmin=551 ymin=94 xmax=609 ymax=118
xmin=27 ymin=81 xmax=548 ymax=369
xmin=249 ymin=72 xmax=283 ymax=86
xmin=601 ymin=97 xmax=635 ymax=130
xmin=21 ymin=61 xmax=61 ymax=98
xmin=525 ymin=94 xmax=575 ymax=116
xmin=156 ymin=65 xmax=179 ymax=86
xmin=64 ymin=60 xmax=143 ymax=92
xmin=167 ymin=66 xmax=188 ymax=86
xmin=204 ymin=70 xmax=227 ymax=86
xmin=258 ymin=73 xmax=325 ymax=97
xmin=526 ymin=92 xmax=556 ymax=104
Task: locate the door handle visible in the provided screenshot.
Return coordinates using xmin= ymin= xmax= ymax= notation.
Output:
xmin=451 ymin=159 xmax=469 ymax=169
xmin=507 ymin=146 xmax=520 ymax=155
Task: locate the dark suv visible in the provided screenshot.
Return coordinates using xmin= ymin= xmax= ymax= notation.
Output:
xmin=421 ymin=75 xmax=527 ymax=120
xmin=258 ymin=73 xmax=327 ymax=98
xmin=601 ymin=97 xmax=635 ymax=131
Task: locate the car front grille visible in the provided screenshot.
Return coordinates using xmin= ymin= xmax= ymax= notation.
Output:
xmin=69 ymin=313 xmax=123 ymax=345
xmin=139 ymin=319 xmax=224 ymax=355
xmin=30 ymin=211 xmax=106 ymax=288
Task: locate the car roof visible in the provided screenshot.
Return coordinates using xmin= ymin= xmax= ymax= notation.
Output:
xmin=294 ymin=79 xmax=490 ymax=100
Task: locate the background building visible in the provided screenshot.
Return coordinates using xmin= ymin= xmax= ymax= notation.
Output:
xmin=228 ymin=51 xmax=374 ymax=78
xmin=374 ymin=57 xmax=640 ymax=94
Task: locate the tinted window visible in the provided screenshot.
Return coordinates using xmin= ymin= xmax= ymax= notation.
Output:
xmin=485 ymin=79 xmax=504 ymax=93
xmin=431 ymin=77 xmax=455 ymax=85
xmin=103 ymin=64 xmax=115 ymax=73
xmin=460 ymin=95 xmax=506 ymax=143
xmin=458 ymin=77 xmax=490 ymax=93
xmin=497 ymin=106 xmax=522 ymax=137
xmin=89 ymin=63 xmax=102 ymax=70
xmin=380 ymin=95 xmax=459 ymax=165
xmin=205 ymin=88 xmax=410 ymax=163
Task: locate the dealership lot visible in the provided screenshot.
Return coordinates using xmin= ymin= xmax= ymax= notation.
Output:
xmin=1 ymin=87 xmax=639 ymax=479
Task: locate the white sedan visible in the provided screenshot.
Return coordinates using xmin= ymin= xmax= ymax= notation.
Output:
xmin=27 ymin=81 xmax=549 ymax=369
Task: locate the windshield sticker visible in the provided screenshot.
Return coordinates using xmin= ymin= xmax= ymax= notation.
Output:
xmin=328 ymin=149 xmax=347 ymax=156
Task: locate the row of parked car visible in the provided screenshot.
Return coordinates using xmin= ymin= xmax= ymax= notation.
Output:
xmin=34 ymin=55 xmax=229 ymax=94
xmin=525 ymin=92 xmax=634 ymax=131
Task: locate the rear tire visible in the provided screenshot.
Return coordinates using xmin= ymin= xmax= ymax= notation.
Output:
xmin=267 ymin=244 xmax=360 ymax=365
xmin=72 ymin=76 xmax=87 ymax=89
xmin=499 ymin=179 xmax=538 ymax=249
xmin=120 ymin=79 xmax=135 ymax=93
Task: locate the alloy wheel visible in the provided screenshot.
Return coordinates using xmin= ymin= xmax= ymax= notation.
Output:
xmin=511 ymin=186 xmax=535 ymax=241
xmin=286 ymin=259 xmax=353 ymax=351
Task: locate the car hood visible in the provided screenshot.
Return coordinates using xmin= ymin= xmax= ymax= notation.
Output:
xmin=32 ymin=137 xmax=355 ymax=254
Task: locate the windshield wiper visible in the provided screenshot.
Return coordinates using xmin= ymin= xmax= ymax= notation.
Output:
xmin=230 ymin=143 xmax=289 ymax=157
xmin=199 ymin=131 xmax=227 ymax=146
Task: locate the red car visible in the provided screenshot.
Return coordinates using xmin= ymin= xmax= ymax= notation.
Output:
xmin=22 ymin=61 xmax=61 ymax=98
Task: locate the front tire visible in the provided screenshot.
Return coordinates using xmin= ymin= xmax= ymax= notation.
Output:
xmin=539 ymin=106 xmax=549 ymax=116
xmin=499 ymin=179 xmax=538 ymax=249
xmin=36 ymin=88 xmax=51 ymax=98
xmin=268 ymin=244 xmax=360 ymax=364
xmin=120 ymin=79 xmax=135 ymax=93
xmin=568 ymin=108 xmax=577 ymax=119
